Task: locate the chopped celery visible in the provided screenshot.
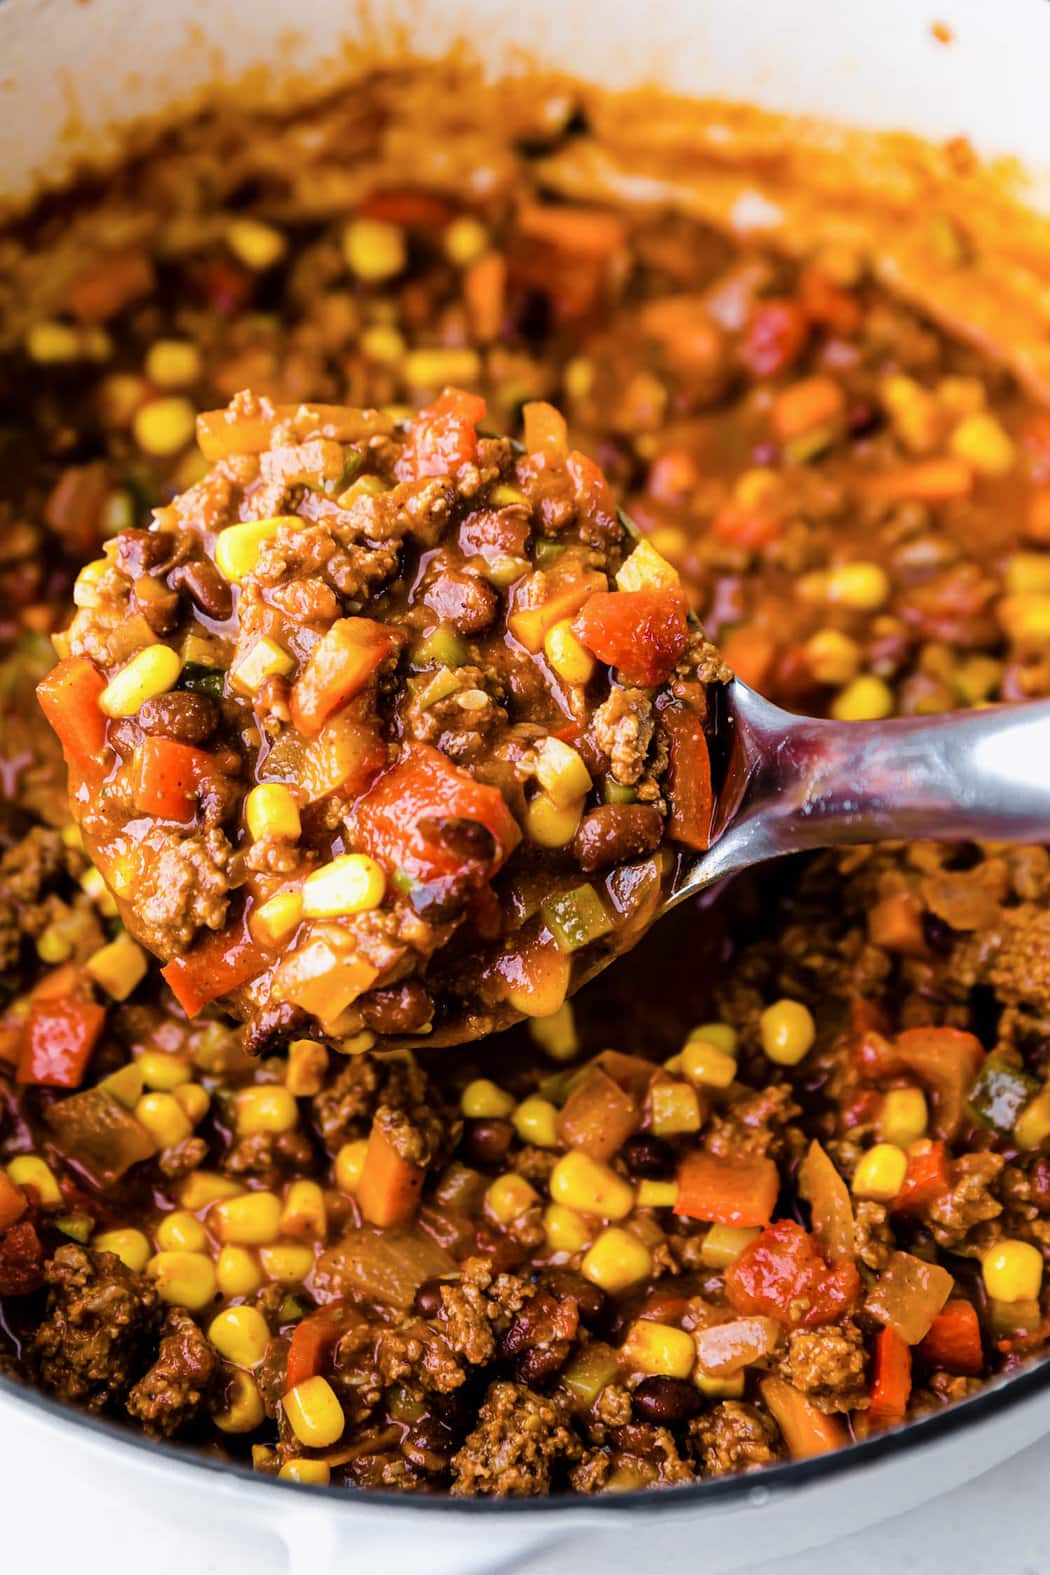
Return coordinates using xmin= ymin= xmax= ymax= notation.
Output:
xmin=969 ymin=1053 xmax=1038 ymax=1131
xmin=541 ymin=884 xmax=614 ymax=953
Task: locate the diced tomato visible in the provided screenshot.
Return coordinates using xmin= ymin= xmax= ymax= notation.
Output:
xmin=868 ymin=1327 xmax=912 ymax=1429
xmin=663 ymin=706 xmax=714 ymax=852
xmin=573 ymin=589 xmax=688 ymax=686
xmin=0 ymin=1171 xmax=27 ymax=1232
xmin=286 ymin=1301 xmax=359 ymax=1391
xmin=358 ymin=189 xmax=454 ymax=228
xmin=17 ymin=994 xmax=106 ymax=1089
xmin=675 ymin=1151 xmax=780 ymax=1228
xmin=712 ymin=505 xmax=783 ymax=551
xmin=36 ymin=656 xmax=108 ymax=778
xmin=0 ymin=1220 xmax=45 ymax=1297
xmin=892 ymin=1140 xmax=951 ymax=1216
xmin=161 ymin=916 xmax=270 ymax=1018
xmin=357 ymin=1119 xmax=425 ymax=1229
xmin=720 ymin=626 xmax=777 ymax=690
xmin=290 ymin=618 xmax=400 ymax=738
xmin=133 ymin=736 xmax=218 ymax=821
xmin=355 ymin=743 xmax=521 ymax=886
xmin=919 ymin=1298 xmax=984 ymax=1375
xmin=725 ymin=1219 xmax=862 ymax=1327
xmin=566 ymin=449 xmax=619 ymax=533
xmin=739 ymin=299 xmax=808 ymax=379
xmin=397 ymin=387 xmax=487 ymax=481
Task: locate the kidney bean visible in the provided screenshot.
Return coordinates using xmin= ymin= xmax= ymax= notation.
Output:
xmin=116 ymin=528 xmax=175 ymax=578
xmin=170 ymin=557 xmax=234 ymax=620
xmin=133 ymin=574 xmax=180 ymax=635
xmin=360 ymin=980 xmax=435 ymax=1036
xmin=572 ymin=804 xmax=664 ymax=873
xmin=622 ymin=1133 xmax=675 ymax=1179
xmin=423 ymin=565 xmax=498 ymax=634
xmin=137 ymin=691 xmax=220 ymax=743
xmin=541 ymin=1267 xmax=608 ymax=1325
xmin=464 ymin=1118 xmax=513 ymax=1169
xmin=631 ymin=1377 xmax=703 ymax=1426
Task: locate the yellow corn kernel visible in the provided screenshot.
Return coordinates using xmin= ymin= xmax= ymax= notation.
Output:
xmin=286 ymin=1039 xmax=328 ymax=1098
xmin=155 ymin=1209 xmax=208 ymax=1252
xmin=133 ymin=395 xmax=196 ymax=456
xmin=622 ymin=1319 xmax=695 ymax=1380
xmin=72 ymin=557 xmax=111 ymax=610
xmin=175 ymin=1082 xmax=210 ymax=1124
xmin=216 ymin=1245 xmax=263 ymax=1299
xmin=549 ymin=1152 xmax=633 ymax=1220
xmin=879 ymin=1087 xmax=929 ymax=1148
xmin=582 ymin=1227 xmax=652 ymax=1295
xmin=544 ymin=1202 xmax=591 ymax=1253
xmin=334 ymin=1139 xmax=370 ymax=1195
xmin=1006 ymin=553 xmax=1050 ymax=596
xmin=250 ymin=889 xmax=304 ymax=948
xmin=526 ymin=791 xmax=584 ymax=849
xmin=212 ymin=1191 xmax=283 ymax=1246
xmin=528 ymin=1001 xmax=579 ymax=1061
xmin=982 ymin=1239 xmax=1044 ymax=1303
xmin=880 ymin=374 xmax=943 ymax=455
xmin=688 ymin=1022 xmax=738 ymax=1056
xmin=284 ymin=1376 xmax=346 ymax=1448
xmin=650 ymin=1080 xmax=702 ymax=1137
xmin=245 ymin=784 xmax=301 ymax=842
xmin=302 ymin=854 xmax=386 ymax=918
xmin=135 ymin=1092 xmax=193 ymax=1149
xmin=279 ymin=1458 xmax=332 ymax=1486
xmin=701 ymin=1224 xmax=761 ymax=1268
xmin=760 ymin=998 xmax=816 ymax=1066
xmin=137 ymin=1051 xmax=192 ymax=1091
xmin=145 ymin=339 xmax=202 ymax=389
xmin=951 ymin=412 xmax=1016 ymax=476
xmin=1015 ymin=1084 xmax=1050 ymax=1151
xmin=86 ymin=934 xmax=148 ymax=1001
xmin=260 ymin=1243 xmax=315 ymax=1284
xmin=824 ymin=562 xmax=891 ymax=612
xmin=405 ymin=348 xmax=482 ymax=388
xmin=851 ymin=1143 xmax=909 ymax=1203
xmin=227 ymin=216 xmax=286 ymax=270
xmin=696 ymin=1372 xmax=746 ymax=1399
xmin=214 ymin=1369 xmax=265 ymax=1434
xmin=563 ymin=357 xmax=594 ymax=402
xmin=360 ymin=325 xmax=406 ymax=364
xmin=445 ymin=215 xmax=490 ymax=265
xmin=486 ymin=1173 xmax=540 ymax=1225
xmin=461 ymin=1078 xmax=515 ymax=1119
xmin=681 ymin=1039 xmax=737 ymax=1090
xmin=26 ymin=320 xmax=84 ymax=363
xmin=215 ymin=517 xmax=297 ymax=584
xmin=100 ymin=643 xmax=181 ymax=717
xmin=342 ymin=218 xmax=406 ymax=282
xmin=61 ymin=821 xmax=84 ymax=850
xmin=999 ymin=593 xmax=1050 ymax=645
xmin=231 ymin=634 xmax=295 ymax=695
xmin=636 ymin=1179 xmax=679 ymax=1210
xmin=6 ymin=1155 xmax=62 ymax=1207
xmin=93 ymin=1228 xmax=151 ymax=1273
xmin=81 ymin=864 xmax=119 ymax=917
xmin=937 ymin=375 xmax=986 ymax=417
xmin=281 ymin=1180 xmax=327 ymax=1239
xmin=804 ymin=627 xmax=861 ymax=686
xmin=513 ymin=1096 xmax=560 ymax=1148
xmin=148 ymin=1250 xmax=218 ymax=1311
xmin=209 ymin=1304 xmax=271 ymax=1368
xmin=534 ymin=736 xmax=592 ymax=809
xmin=179 ymin=1171 xmax=244 ymax=1210
xmin=35 ymin=923 xmax=71 ymax=965
xmin=543 ymin=619 xmax=595 ymax=685
xmin=831 ymin=674 xmax=894 ymax=722
xmin=615 ymin=539 xmax=680 ymax=593
xmin=235 ymin=1085 xmax=299 ymax=1136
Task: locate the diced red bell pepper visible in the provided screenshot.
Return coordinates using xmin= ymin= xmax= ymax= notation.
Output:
xmin=357 ymin=1118 xmax=425 ymax=1229
xmin=0 ymin=1171 xmax=27 ymax=1232
xmin=739 ymin=298 xmax=809 ymax=379
xmin=919 ymin=1298 xmax=984 ymax=1376
xmin=354 ymin=743 xmax=521 ymax=886
xmin=0 ymin=1220 xmax=45 ymax=1297
xmin=725 ymin=1219 xmax=862 ymax=1327
xmin=573 ymin=589 xmax=689 ymax=687
xmin=161 ymin=916 xmax=270 ymax=1018
xmin=36 ymin=657 xmax=108 ymax=777
xmin=663 ymin=706 xmax=714 ymax=852
xmin=286 ymin=1301 xmax=359 ymax=1391
xmin=397 ymin=387 xmax=487 ymax=481
xmin=566 ymin=449 xmax=619 ymax=532
xmin=290 ymin=618 xmax=400 ymax=738
xmin=358 ymin=189 xmax=454 ymax=228
xmin=133 ymin=735 xmax=217 ymax=821
xmin=17 ymin=993 xmax=106 ymax=1089
xmin=891 ymin=1140 xmax=951 ymax=1216
xmin=868 ymin=1327 xmax=912 ymax=1429
xmin=675 ymin=1151 xmax=780 ymax=1229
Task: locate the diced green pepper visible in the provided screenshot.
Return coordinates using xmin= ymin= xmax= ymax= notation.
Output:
xmin=412 ymin=667 xmax=463 ymax=710
xmin=541 ymin=883 xmax=614 ymax=953
xmin=534 ymin=539 xmax=565 ymax=568
xmin=561 ymin=1342 xmax=621 ymax=1409
xmin=969 ymin=1053 xmax=1038 ymax=1131
xmin=603 ymin=779 xmax=637 ymax=805
xmin=179 ymin=663 xmax=225 ymax=699
xmin=411 ymin=621 xmax=469 ymax=670
xmin=55 ymin=1211 xmax=95 ymax=1243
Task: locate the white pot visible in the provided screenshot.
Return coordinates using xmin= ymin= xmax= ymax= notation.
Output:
xmin=3 ymin=0 xmax=1050 ymax=1568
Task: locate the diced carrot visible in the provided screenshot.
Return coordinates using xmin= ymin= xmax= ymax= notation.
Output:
xmin=664 ymin=706 xmax=714 ymax=852
xmin=892 ymin=1140 xmax=952 ymax=1216
xmin=522 ymin=401 xmax=569 ymax=464
xmin=285 ymin=1301 xmax=358 ymax=1390
xmin=133 ymin=736 xmax=217 ymax=821
xmin=861 ymin=457 xmax=974 ymax=504
xmin=919 ymin=1298 xmax=984 ymax=1375
xmin=161 ymin=917 xmax=269 ymax=1017
xmin=464 ymin=251 xmax=506 ymax=343
xmin=720 ymin=626 xmax=777 ymax=689
xmin=893 ymin=1027 xmax=985 ymax=1139
xmin=637 ymin=296 xmax=725 ymax=370
xmin=771 ymin=376 xmax=846 ymax=442
xmin=357 ymin=1118 xmax=425 ymax=1228
xmin=868 ymin=1327 xmax=912 ymax=1429
xmin=517 ymin=202 xmax=626 ymax=259
xmin=867 ymin=891 xmax=929 ymax=957
xmin=711 ymin=504 xmax=784 ymax=550
xmin=36 ymin=656 xmax=108 ymax=778
xmin=675 ymin=1151 xmax=779 ymax=1228
xmin=290 ymin=619 xmax=400 ymax=738
xmin=0 ymin=1171 xmax=27 ymax=1233
xmin=760 ymin=1374 xmax=847 ymax=1458
xmin=17 ymin=995 xmax=106 ymax=1089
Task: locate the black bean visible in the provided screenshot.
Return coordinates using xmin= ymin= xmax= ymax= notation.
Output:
xmin=463 ymin=1118 xmax=513 ymax=1169
xmin=170 ymin=558 xmax=234 ymax=620
xmin=413 ymin=1277 xmax=448 ymax=1319
xmin=137 ymin=691 xmax=220 ymax=743
xmin=622 ymin=1133 xmax=674 ymax=1179
xmin=116 ymin=528 xmax=175 ymax=579
xmin=631 ymin=1377 xmax=703 ymax=1426
xmin=360 ymin=981 xmax=435 ymax=1036
xmin=541 ymin=1267 xmax=607 ymax=1325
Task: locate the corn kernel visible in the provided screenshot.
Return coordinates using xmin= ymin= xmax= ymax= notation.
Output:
xmin=135 ymin=1092 xmax=193 ymax=1148
xmin=86 ymin=934 xmax=148 ymax=1000
xmin=138 ymin=1051 xmax=192 ymax=1091
xmin=213 ymin=1191 xmax=283 ymax=1245
xmin=526 ymin=791 xmax=584 ymax=848
xmin=27 ymin=320 xmax=84 ymax=363
xmin=155 ymin=1209 xmax=208 ymax=1252
xmin=343 ymin=218 xmax=406 ymax=282
xmin=6 ymin=1155 xmax=62 ymax=1207
xmin=100 ymin=643 xmax=181 ymax=717
xmin=881 ymin=375 xmax=943 ymax=455
xmin=937 ymin=375 xmax=986 ymax=417
xmin=93 ymin=1227 xmax=151 ymax=1272
xmin=231 ymin=634 xmax=295 ymax=695
xmin=582 ymin=1227 xmax=652 ymax=1295
xmin=215 ymin=517 xmax=298 ymax=584
xmin=72 ymin=558 xmax=111 ymax=610
xmin=284 ymin=1376 xmax=345 ymax=1447
xmin=734 ymin=467 xmax=781 ymax=510
xmin=246 ymin=783 xmax=302 ymax=842
xmin=486 ymin=1173 xmax=540 ymax=1225
xmin=175 ymin=1082 xmax=211 ymax=1124
xmin=461 ymin=1078 xmax=515 ymax=1119
xmin=302 ymin=854 xmax=386 ymax=918
xmin=334 ymin=1139 xmax=369 ymax=1195
xmin=851 ymin=1143 xmax=909 ymax=1202
xmin=636 ymin=1179 xmax=679 ymax=1209
xmin=550 ymin=1152 xmax=633 ymax=1220
xmin=701 ymin=1224 xmax=761 ymax=1268
xmin=681 ymin=1039 xmax=736 ymax=1090
xmin=650 ymin=1080 xmax=702 ymax=1137
xmin=544 ymin=620 xmax=595 ymax=686
xmin=824 ymin=562 xmax=891 ymax=612
xmin=951 ymin=413 xmax=1016 ymax=476
xmin=760 ymin=998 xmax=816 ymax=1066
xmin=214 ymin=1369 xmax=265 ymax=1433
xmin=831 ymin=674 xmax=894 ymax=722
xmin=982 ymin=1239 xmax=1044 ymax=1302
xmin=445 ymin=216 xmax=489 ymax=265
xmin=81 ymin=865 xmax=119 ymax=917
xmin=696 ymin=1373 xmax=746 ymax=1399
xmin=360 ymin=324 xmax=406 ymax=364
xmin=227 ymin=217 xmax=287 ymax=271
xmin=405 ymin=348 xmax=481 ymax=388
xmin=544 ymin=1202 xmax=591 ymax=1252
xmin=615 ymin=540 xmax=680 ymax=593
xmin=216 ymin=1245 xmax=263 ymax=1299
xmin=804 ymin=627 xmax=861 ymax=686
xmin=133 ymin=396 xmax=196 ymax=456
xmin=999 ymin=593 xmax=1050 ymax=645
xmin=1015 ymin=1084 xmax=1050 ymax=1151
xmin=148 ymin=1250 xmax=218 ymax=1311
xmin=209 ymin=1304 xmax=271 ymax=1368
xmin=513 ymin=1096 xmax=560 ymax=1148
xmin=251 ymin=889 xmax=304 ymax=948
xmin=528 ymin=1001 xmax=579 ymax=1061
xmin=534 ymin=736 xmax=592 ymax=809
xmin=286 ymin=1039 xmax=328 ymax=1098
xmin=878 ymin=1088 xmax=929 ymax=1148
xmin=622 ymin=1319 xmax=695 ymax=1379
xmin=281 ymin=1179 xmax=327 ymax=1239
xmin=145 ymin=339 xmax=202 ymax=389
xmin=259 ymin=1243 xmax=315 ymax=1284
xmin=179 ymin=1171 xmax=244 ymax=1210
xmin=1005 ymin=552 xmax=1050 ymax=596
xmin=235 ymin=1085 xmax=299 ymax=1136
xmin=279 ymin=1458 xmax=332 ymax=1486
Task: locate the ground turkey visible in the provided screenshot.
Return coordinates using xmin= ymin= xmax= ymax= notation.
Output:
xmin=689 ymin=1401 xmax=781 ymax=1476
xmin=312 ymin=1051 xmax=453 ymax=1156
xmin=32 ymin=1244 xmax=158 ymax=1410
xmin=126 ymin=1307 xmax=220 ymax=1436
xmin=925 ymin=1153 xmax=1005 ymax=1249
xmin=590 ymin=688 xmax=654 ymax=785
xmin=451 ymin=1381 xmax=582 ymax=1496
xmin=134 ymin=827 xmax=234 ymax=955
xmin=778 ymin=1323 xmax=868 ymax=1412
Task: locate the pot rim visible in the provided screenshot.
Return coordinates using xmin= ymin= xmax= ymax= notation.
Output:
xmin=2 ymin=1349 xmax=1048 ymax=1514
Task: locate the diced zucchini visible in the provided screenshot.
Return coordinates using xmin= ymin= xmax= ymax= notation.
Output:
xmin=541 ymin=884 xmax=614 ymax=953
